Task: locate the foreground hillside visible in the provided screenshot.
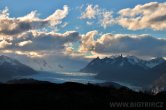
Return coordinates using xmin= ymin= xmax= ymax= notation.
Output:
xmin=0 ymin=79 xmax=165 ymax=110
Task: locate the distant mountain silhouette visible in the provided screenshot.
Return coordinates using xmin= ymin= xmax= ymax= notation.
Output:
xmin=0 ymin=55 xmax=37 ymax=82
xmin=81 ymin=55 xmax=166 ymax=86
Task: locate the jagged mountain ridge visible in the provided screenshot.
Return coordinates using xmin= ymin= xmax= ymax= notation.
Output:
xmin=81 ymin=55 xmax=165 ymax=72
xmin=81 ymin=55 xmax=166 ymax=86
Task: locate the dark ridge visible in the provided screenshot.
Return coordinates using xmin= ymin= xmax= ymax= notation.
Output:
xmin=0 ymin=79 xmax=165 ymax=109
xmin=7 ymin=78 xmax=52 ymax=84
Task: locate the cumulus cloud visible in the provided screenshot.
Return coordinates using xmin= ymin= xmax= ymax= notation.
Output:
xmin=80 ymin=2 xmax=166 ymax=30
xmin=0 ymin=29 xmax=165 ymax=59
xmin=79 ymin=30 xmax=97 ymax=53
xmin=79 ymin=31 xmax=166 ymax=58
xmin=80 ymin=4 xmax=115 ymax=28
xmin=0 ymin=7 xmax=9 ymax=18
xmin=18 ymin=10 xmax=39 ymax=21
xmin=45 ymin=5 xmax=69 ymax=26
xmin=80 ymin=5 xmax=99 ymax=19
xmin=99 ymin=11 xmax=114 ymax=28
xmin=0 ymin=40 xmax=12 ymax=48
xmin=0 ymin=5 xmax=69 ymax=35
xmin=118 ymin=2 xmax=166 ymax=30
xmin=0 ymin=30 xmax=80 ymax=56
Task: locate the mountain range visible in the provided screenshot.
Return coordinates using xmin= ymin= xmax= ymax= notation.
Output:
xmin=0 ymin=55 xmax=165 ymax=93
xmin=0 ymin=55 xmax=37 ymax=82
xmin=81 ymin=55 xmax=166 ymax=88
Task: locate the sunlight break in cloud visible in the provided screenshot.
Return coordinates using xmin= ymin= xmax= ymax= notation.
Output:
xmin=0 ymin=5 xmax=69 ymax=35
xmin=17 ymin=40 xmax=33 ymax=47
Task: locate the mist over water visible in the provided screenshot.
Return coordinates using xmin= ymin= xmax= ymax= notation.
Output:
xmin=19 ymin=71 xmax=105 ymax=84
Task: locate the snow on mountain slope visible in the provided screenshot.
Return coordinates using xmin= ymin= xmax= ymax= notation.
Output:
xmin=85 ymin=55 xmax=165 ymax=69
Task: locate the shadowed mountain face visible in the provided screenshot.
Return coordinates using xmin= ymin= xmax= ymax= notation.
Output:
xmin=81 ymin=55 xmax=166 ymax=86
xmin=0 ymin=55 xmax=37 ymax=82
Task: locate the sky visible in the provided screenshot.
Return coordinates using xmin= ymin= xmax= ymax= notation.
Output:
xmin=0 ymin=0 xmax=166 ymax=72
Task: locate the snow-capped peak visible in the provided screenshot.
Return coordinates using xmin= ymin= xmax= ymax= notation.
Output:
xmin=89 ymin=55 xmax=165 ymax=68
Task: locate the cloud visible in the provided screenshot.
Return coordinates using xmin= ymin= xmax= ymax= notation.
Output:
xmin=17 ymin=40 xmax=32 ymax=47
xmin=15 ymin=51 xmax=43 ymax=58
xmin=78 ymin=31 xmax=166 ymax=58
xmin=80 ymin=5 xmax=99 ymax=19
xmin=45 ymin=5 xmax=69 ymax=26
xmin=65 ymin=47 xmax=74 ymax=54
xmin=95 ymin=34 xmax=166 ymax=57
xmin=0 ymin=40 xmax=12 ymax=48
xmin=86 ymin=21 xmax=93 ymax=25
xmin=1 ymin=28 xmax=166 ymax=59
xmin=0 ymin=5 xmax=69 ymax=35
xmin=80 ymin=4 xmax=115 ymax=28
xmin=0 ymin=7 xmax=9 ymax=18
xmin=118 ymin=2 xmax=166 ymax=30
xmin=80 ymin=2 xmax=166 ymax=30
xmin=79 ymin=30 xmax=98 ymax=53
xmin=60 ymin=22 xmax=69 ymax=28
xmin=0 ymin=30 xmax=80 ymax=55
xmin=18 ymin=10 xmax=39 ymax=20
xmin=99 ymin=11 xmax=114 ymax=29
